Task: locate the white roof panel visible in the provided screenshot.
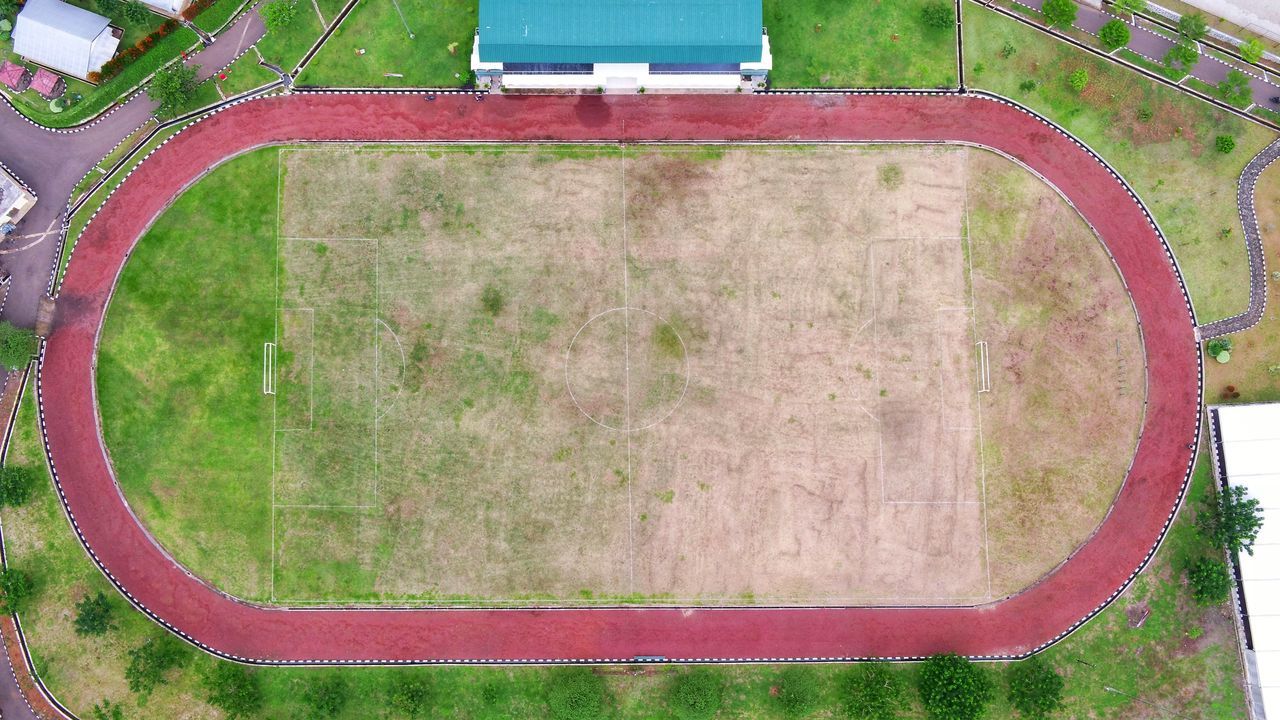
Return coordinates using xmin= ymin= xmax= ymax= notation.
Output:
xmin=11 ymin=0 xmax=119 ymax=78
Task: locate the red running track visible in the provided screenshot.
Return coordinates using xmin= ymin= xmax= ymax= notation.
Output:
xmin=39 ymin=92 xmax=1201 ymax=663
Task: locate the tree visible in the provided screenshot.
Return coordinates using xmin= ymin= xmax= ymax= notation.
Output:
xmin=123 ymin=0 xmax=151 ymax=23
xmin=260 ymin=0 xmax=298 ymax=32
xmin=1188 ymin=557 xmax=1233 ymax=605
xmin=147 ymin=63 xmax=199 ymax=118
xmin=387 ymin=673 xmax=432 ymax=718
xmin=96 ymin=0 xmax=122 ymax=15
xmin=1163 ymin=41 xmax=1199 ymax=76
xmin=1069 ymin=68 xmax=1089 ymax=92
xmin=203 ymin=663 xmax=263 ymax=719
xmin=480 ymin=284 xmax=505 ymax=316
xmin=1178 ymin=12 xmax=1208 ymax=42
xmin=1207 ymin=337 xmax=1233 ymax=357
xmin=843 ymin=663 xmax=904 ymax=720
xmin=1005 ymin=657 xmax=1064 ymax=718
xmin=0 ymin=0 xmax=17 ymax=20
xmin=1112 ymin=0 xmax=1147 ymax=16
xmin=1098 ymin=19 xmax=1131 ymax=51
xmin=0 ymin=568 xmax=31 ymax=614
xmin=776 ymin=665 xmax=820 ymax=717
xmin=74 ymin=591 xmax=116 ymax=636
xmin=920 ymin=1 xmax=954 ymax=30
xmin=1217 ymin=69 xmax=1253 ymax=107
xmin=302 ymin=673 xmax=349 ymax=718
xmin=1216 ymin=134 xmax=1237 ymax=154
xmin=0 ymin=321 xmax=36 ymax=370
xmin=1042 ymin=0 xmax=1077 ymax=29
xmin=124 ymin=634 xmax=188 ymax=696
xmin=89 ymin=699 xmax=125 ymax=720
xmin=1240 ymin=38 xmax=1265 ymax=64
xmin=1200 ymin=484 xmax=1264 ymax=555
xmin=0 ymin=465 xmax=36 ymax=507
xmin=546 ymin=667 xmax=607 ymax=720
xmin=918 ymin=653 xmax=994 ymax=720
xmin=667 ymin=668 xmax=723 ymax=720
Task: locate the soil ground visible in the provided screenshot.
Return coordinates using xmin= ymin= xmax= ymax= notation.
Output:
xmin=249 ymin=144 xmax=1143 ymax=604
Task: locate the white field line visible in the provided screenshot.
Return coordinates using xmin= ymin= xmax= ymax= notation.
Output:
xmin=262 ymin=342 xmax=275 ymax=395
xmin=373 ymin=237 xmax=380 ymax=504
xmin=963 ymin=150 xmax=994 ymax=600
xmin=271 ymin=148 xmax=282 ymax=602
xmin=621 ymin=157 xmax=635 ymax=594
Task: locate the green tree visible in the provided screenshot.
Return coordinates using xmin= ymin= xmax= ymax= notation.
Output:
xmin=1005 ymin=657 xmax=1064 ymax=718
xmin=0 ymin=567 xmax=32 ymax=614
xmin=260 ymin=0 xmax=298 ymax=32
xmin=1200 ymin=484 xmax=1264 ymax=555
xmin=387 ymin=673 xmax=433 ymax=718
xmin=667 ymin=668 xmax=724 ymax=720
xmin=480 ymin=284 xmax=506 ymax=316
xmin=0 ymin=0 xmax=17 ymax=20
xmin=74 ymin=591 xmax=116 ymax=636
xmin=776 ymin=665 xmax=820 ymax=717
xmin=1216 ymin=134 xmax=1237 ymax=154
xmin=1042 ymin=0 xmax=1078 ymax=28
xmin=1188 ymin=556 xmax=1233 ymax=605
xmin=1178 ymin=12 xmax=1208 ymax=41
xmin=843 ymin=663 xmax=904 ymax=720
xmin=1207 ymin=337 xmax=1233 ymax=357
xmin=0 ymin=321 xmax=36 ymax=370
xmin=918 ymin=653 xmax=994 ymax=720
xmin=920 ymin=1 xmax=954 ymax=30
xmin=1068 ymin=68 xmax=1089 ymax=92
xmin=125 ymin=634 xmax=188 ymax=696
xmin=302 ymin=673 xmax=349 ymax=718
xmin=1217 ymin=69 xmax=1253 ymax=107
xmin=1240 ymin=38 xmax=1265 ymax=64
xmin=203 ymin=663 xmax=263 ymax=719
xmin=122 ymin=0 xmax=151 ymax=23
xmin=546 ymin=667 xmax=607 ymax=720
xmin=1163 ymin=41 xmax=1199 ymax=76
xmin=1112 ymin=0 xmax=1147 ymax=16
xmin=1098 ymin=19 xmax=1131 ymax=50
xmin=89 ymin=699 xmax=125 ymax=720
xmin=147 ymin=63 xmax=200 ymax=118
xmin=96 ymin=0 xmax=122 ymax=15
xmin=0 ymin=465 xmax=37 ymax=507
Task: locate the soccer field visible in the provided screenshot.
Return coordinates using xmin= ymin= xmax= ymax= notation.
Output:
xmin=98 ymin=143 xmax=1146 ymax=606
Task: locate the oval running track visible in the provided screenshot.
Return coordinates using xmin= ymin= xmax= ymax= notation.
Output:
xmin=37 ymin=92 xmax=1201 ymax=664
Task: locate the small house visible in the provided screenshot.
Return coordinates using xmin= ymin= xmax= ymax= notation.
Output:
xmin=0 ymin=60 xmax=32 ymax=92
xmin=0 ymin=163 xmax=37 ymax=234
xmin=13 ymin=0 xmax=123 ymax=80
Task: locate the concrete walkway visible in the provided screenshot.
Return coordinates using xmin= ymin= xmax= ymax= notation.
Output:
xmin=0 ymin=6 xmax=266 ymax=329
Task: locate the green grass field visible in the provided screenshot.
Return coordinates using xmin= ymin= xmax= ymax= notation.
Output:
xmin=298 ymin=0 xmax=476 ymax=87
xmin=257 ymin=0 xmax=327 ymax=73
xmin=964 ymin=3 xmax=1276 ymax=323
xmin=763 ymin=0 xmax=957 ymax=88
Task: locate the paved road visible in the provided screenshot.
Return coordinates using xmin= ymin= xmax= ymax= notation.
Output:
xmin=1013 ymin=0 xmax=1280 ymax=106
xmin=0 ymin=6 xmax=266 ymax=329
xmin=37 ymin=91 xmax=1201 ymax=664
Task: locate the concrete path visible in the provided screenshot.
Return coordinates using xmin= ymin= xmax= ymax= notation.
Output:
xmin=1012 ymin=0 xmax=1280 ymax=108
xmin=0 ymin=6 xmax=266 ymax=329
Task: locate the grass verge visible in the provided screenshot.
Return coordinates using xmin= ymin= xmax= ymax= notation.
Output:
xmin=257 ymin=1 xmax=325 ymax=73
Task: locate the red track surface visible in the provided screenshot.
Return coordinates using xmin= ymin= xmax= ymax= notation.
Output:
xmin=39 ymin=92 xmax=1201 ymax=663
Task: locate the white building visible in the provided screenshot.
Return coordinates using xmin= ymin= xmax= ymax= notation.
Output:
xmin=12 ymin=0 xmax=121 ymax=80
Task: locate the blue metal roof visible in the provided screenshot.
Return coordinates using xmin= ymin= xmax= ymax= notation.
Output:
xmin=478 ymin=0 xmax=762 ymax=65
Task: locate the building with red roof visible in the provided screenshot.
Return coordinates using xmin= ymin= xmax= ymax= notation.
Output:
xmin=0 ymin=61 xmax=32 ymax=92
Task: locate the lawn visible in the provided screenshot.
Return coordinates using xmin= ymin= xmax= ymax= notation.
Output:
xmin=213 ymin=52 xmax=279 ymax=96
xmin=193 ymin=0 xmax=248 ymax=33
xmin=964 ymin=3 xmax=1276 ymax=323
xmin=762 ymin=0 xmax=957 ymax=88
xmin=297 ymin=0 xmax=476 ymax=87
xmin=256 ymin=0 xmax=326 ymax=73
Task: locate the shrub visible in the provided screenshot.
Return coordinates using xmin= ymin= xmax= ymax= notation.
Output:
xmin=74 ymin=591 xmax=116 ymax=636
xmin=89 ymin=699 xmax=125 ymax=720
xmin=387 ymin=673 xmax=432 ymax=718
xmin=1069 ymin=68 xmax=1089 ymax=92
xmin=302 ymin=674 xmax=349 ymax=717
xmin=0 ymin=568 xmax=32 ymax=614
xmin=1199 ymin=484 xmax=1264 ymax=555
xmin=480 ymin=284 xmax=505 ymax=316
xmin=125 ymin=634 xmax=189 ymax=696
xmin=1178 ymin=12 xmax=1208 ymax=41
xmin=1241 ymin=38 xmax=1265 ymax=64
xmin=842 ymin=663 xmax=904 ymax=720
xmin=1137 ymin=106 xmax=1153 ymax=122
xmin=920 ymin=1 xmax=954 ymax=30
xmin=667 ymin=668 xmax=723 ymax=720
xmin=1113 ymin=0 xmax=1147 ymax=14
xmin=1215 ymin=134 xmax=1237 ymax=153
xmin=1000 ymin=41 xmax=1017 ymax=59
xmin=203 ymin=663 xmax=263 ymax=720
xmin=86 ymin=70 xmax=102 ymax=84
xmin=260 ymin=0 xmax=298 ymax=32
xmin=0 ymin=465 xmax=36 ymax=507
xmin=776 ymin=665 xmax=820 ymax=717
xmin=918 ymin=653 xmax=993 ymax=720
xmin=1042 ymin=0 xmax=1077 ymax=28
xmin=1207 ymin=337 xmax=1233 ymax=357
xmin=0 ymin=321 xmax=36 ymax=370
xmin=1099 ymin=19 xmax=1130 ymax=51
xmin=1217 ymin=69 xmax=1252 ymax=107
xmin=123 ymin=0 xmax=152 ymax=23
xmin=1189 ymin=557 xmax=1232 ymax=604
xmin=546 ymin=667 xmax=607 ymax=720
xmin=1018 ymin=79 xmax=1037 ymax=92
xmin=0 ymin=0 xmax=16 ymax=19
xmin=1005 ymin=657 xmax=1064 ymax=718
